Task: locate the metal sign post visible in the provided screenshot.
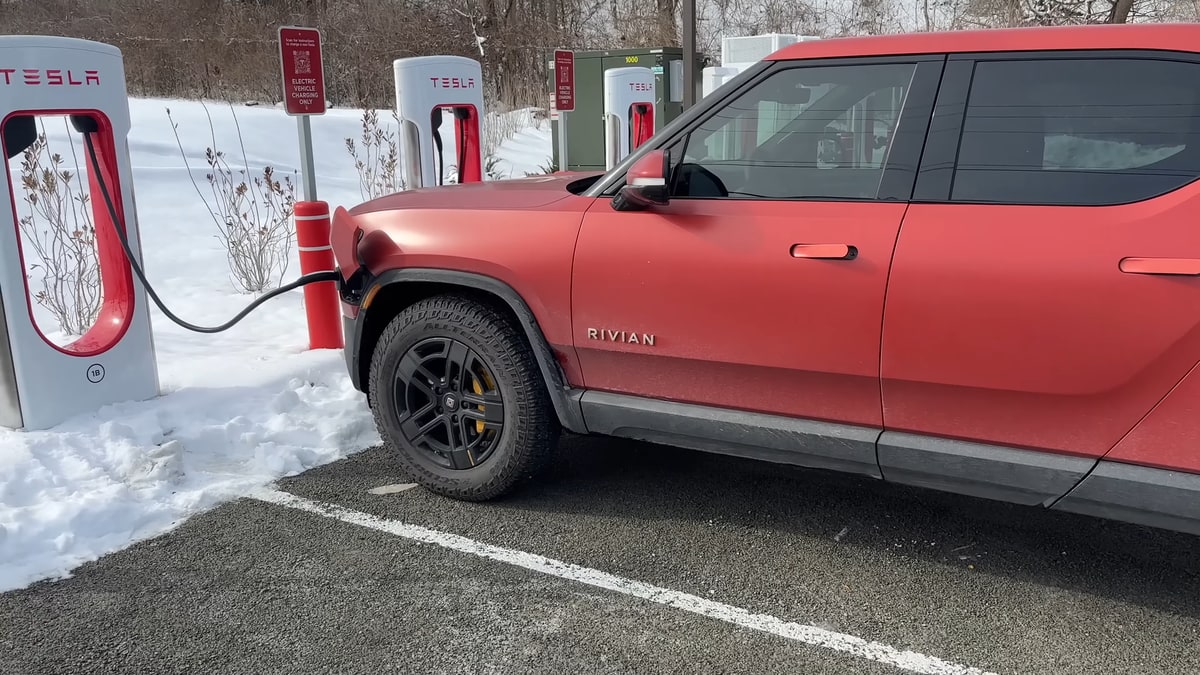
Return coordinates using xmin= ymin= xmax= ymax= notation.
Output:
xmin=278 ymin=26 xmax=326 ymax=201
xmin=278 ymin=26 xmax=340 ymax=351
xmin=682 ymin=0 xmax=697 ymax=108
xmin=554 ymin=48 xmax=574 ymax=171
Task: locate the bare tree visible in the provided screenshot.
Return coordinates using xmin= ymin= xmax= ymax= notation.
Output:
xmin=3 ymin=0 xmax=1179 ymax=112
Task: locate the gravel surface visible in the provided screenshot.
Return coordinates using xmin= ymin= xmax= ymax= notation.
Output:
xmin=3 ymin=434 xmax=1199 ymax=674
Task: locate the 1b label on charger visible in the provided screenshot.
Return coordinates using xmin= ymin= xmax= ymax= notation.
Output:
xmin=87 ymin=364 xmax=105 ymax=384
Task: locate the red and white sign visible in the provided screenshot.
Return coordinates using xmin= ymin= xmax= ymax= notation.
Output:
xmin=278 ymin=26 xmax=326 ymax=116
xmin=554 ymin=49 xmax=574 ymax=112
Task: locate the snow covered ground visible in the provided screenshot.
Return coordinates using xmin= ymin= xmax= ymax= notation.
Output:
xmin=0 ymin=97 xmax=553 ymax=593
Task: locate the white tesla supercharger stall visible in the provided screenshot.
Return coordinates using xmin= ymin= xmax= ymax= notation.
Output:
xmin=0 ymin=35 xmax=160 ymax=431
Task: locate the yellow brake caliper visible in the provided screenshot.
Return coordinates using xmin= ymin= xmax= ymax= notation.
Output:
xmin=472 ymin=369 xmax=494 ymax=434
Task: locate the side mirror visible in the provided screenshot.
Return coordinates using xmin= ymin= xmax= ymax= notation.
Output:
xmin=612 ymin=149 xmax=669 ymax=212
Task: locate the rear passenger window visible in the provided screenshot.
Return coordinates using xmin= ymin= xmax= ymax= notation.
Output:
xmin=952 ymin=58 xmax=1200 ymax=205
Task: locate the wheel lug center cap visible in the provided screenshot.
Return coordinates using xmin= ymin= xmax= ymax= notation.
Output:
xmin=443 ymin=394 xmax=458 ymax=410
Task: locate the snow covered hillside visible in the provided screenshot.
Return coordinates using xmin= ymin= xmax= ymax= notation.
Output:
xmin=0 ymin=97 xmax=554 ymax=593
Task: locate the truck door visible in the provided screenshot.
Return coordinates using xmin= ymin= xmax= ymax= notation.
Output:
xmin=879 ymin=54 xmax=1200 ymax=501
xmin=571 ymin=56 xmax=944 ymax=473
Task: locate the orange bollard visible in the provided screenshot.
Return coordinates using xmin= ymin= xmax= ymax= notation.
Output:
xmin=294 ymin=200 xmax=344 ymax=350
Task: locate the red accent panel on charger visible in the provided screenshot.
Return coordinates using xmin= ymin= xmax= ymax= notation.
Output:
xmin=631 ymin=103 xmax=654 ymax=150
xmin=0 ymin=110 xmax=135 ymax=357
xmin=451 ymin=105 xmax=482 ymax=183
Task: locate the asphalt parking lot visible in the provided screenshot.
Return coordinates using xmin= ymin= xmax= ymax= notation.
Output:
xmin=3 ymin=434 xmax=1199 ymax=675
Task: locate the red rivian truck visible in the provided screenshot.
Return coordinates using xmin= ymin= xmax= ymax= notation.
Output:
xmin=330 ymin=23 xmax=1200 ymax=537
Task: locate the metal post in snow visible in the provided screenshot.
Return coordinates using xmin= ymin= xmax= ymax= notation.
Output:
xmin=553 ymin=48 xmax=575 ymax=172
xmin=297 ymin=115 xmax=318 ymax=201
xmin=278 ymin=26 xmax=335 ymax=349
xmin=278 ymin=25 xmax=325 ymax=201
xmin=682 ymin=0 xmax=697 ymax=109
xmin=558 ymin=110 xmax=569 ymax=171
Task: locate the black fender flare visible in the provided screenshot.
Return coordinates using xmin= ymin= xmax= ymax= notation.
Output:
xmin=352 ymin=268 xmax=588 ymax=434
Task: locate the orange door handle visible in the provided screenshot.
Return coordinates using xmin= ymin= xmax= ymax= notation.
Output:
xmin=1119 ymin=258 xmax=1200 ymax=276
xmin=791 ymin=243 xmax=858 ymax=260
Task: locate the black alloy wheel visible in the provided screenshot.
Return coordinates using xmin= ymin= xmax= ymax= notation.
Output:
xmin=367 ymin=294 xmax=559 ymax=501
xmin=395 ymin=336 xmax=505 ymax=470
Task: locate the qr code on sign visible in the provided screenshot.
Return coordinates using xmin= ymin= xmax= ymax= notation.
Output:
xmin=293 ymin=50 xmax=311 ymax=74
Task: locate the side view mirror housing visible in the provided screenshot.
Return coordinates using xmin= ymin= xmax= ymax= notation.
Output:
xmin=612 ymin=149 xmax=669 ymax=211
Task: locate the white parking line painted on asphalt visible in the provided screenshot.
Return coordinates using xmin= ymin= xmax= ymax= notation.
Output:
xmin=248 ymin=487 xmax=999 ymax=675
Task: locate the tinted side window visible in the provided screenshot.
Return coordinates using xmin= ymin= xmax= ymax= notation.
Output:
xmin=671 ymin=62 xmax=917 ymax=201
xmin=953 ymin=58 xmax=1200 ymax=205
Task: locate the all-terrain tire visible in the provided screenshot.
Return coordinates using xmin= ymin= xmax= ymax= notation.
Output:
xmin=367 ymin=293 xmax=560 ymax=501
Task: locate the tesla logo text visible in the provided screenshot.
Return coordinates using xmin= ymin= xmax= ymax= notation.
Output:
xmin=587 ymin=328 xmax=655 ymax=346
xmin=430 ymin=76 xmax=476 ymax=89
xmin=628 ymin=82 xmax=651 ymax=91
xmin=0 ymin=68 xmax=100 ymax=86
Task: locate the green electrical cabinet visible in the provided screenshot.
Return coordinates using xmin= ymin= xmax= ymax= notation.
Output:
xmin=551 ymin=47 xmax=696 ymax=172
